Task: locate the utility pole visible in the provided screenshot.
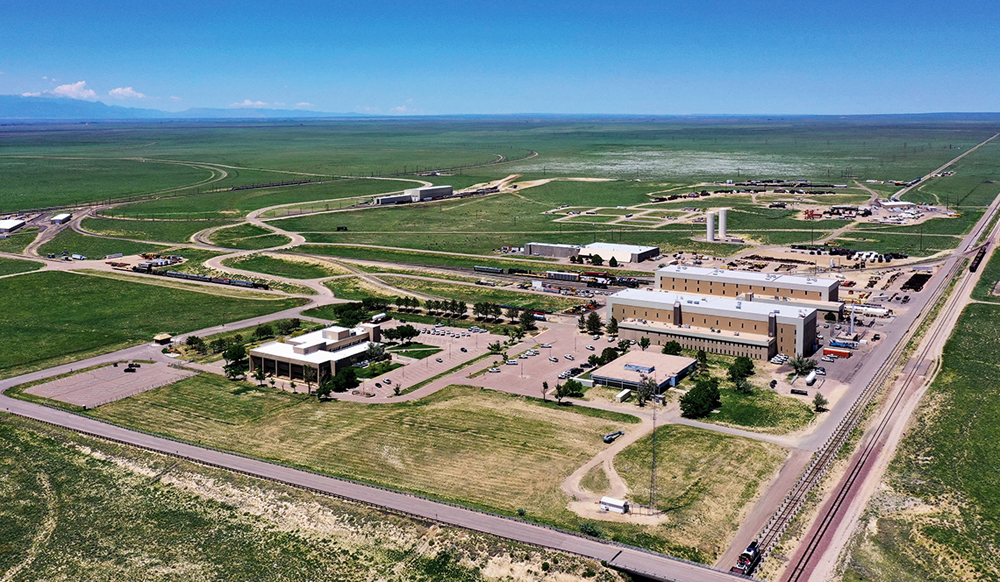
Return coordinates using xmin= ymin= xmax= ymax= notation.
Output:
xmin=649 ymin=400 xmax=658 ymax=513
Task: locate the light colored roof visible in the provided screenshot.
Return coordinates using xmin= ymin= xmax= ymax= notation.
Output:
xmin=657 ymin=264 xmax=839 ymax=292
xmin=153 ymin=333 xmax=173 ymax=340
xmin=51 ymin=213 xmax=72 ymax=220
xmin=608 ymin=288 xmax=815 ymax=324
xmin=0 ymin=219 xmax=25 ymax=229
xmin=591 ymin=351 xmax=696 ymax=383
xmin=527 ymin=242 xmax=581 ymax=249
xmin=251 ymin=339 xmax=372 ymax=365
xmin=583 ymin=242 xmax=658 ymax=254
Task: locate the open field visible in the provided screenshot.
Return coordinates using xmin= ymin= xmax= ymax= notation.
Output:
xmin=0 ymin=156 xmax=214 ymax=210
xmin=829 ymin=233 xmax=961 ymax=257
xmin=0 ymin=415 xmax=621 ymax=582
xmin=81 ymin=216 xmax=235 ymax=243
xmin=90 ymin=381 xmax=637 ymax=528
xmin=0 ymin=256 xmax=44 ymax=276
xmin=209 ymin=223 xmax=292 ymax=249
xmin=323 ymin=276 xmax=396 ymax=301
xmin=38 ymin=228 xmax=169 ymax=258
xmin=0 ymin=228 xmax=39 ymax=253
xmin=614 ymin=424 xmax=787 ymax=562
xmin=300 ymin=245 xmax=557 ymax=271
xmin=376 ymin=275 xmax=584 ymax=312
xmin=222 ymin=253 xmax=346 ymax=279
xmin=843 ymin=302 xmax=1000 ymax=581
xmin=112 ymin=178 xmax=419 ymax=219
xmin=0 ymin=271 xmax=303 ymax=377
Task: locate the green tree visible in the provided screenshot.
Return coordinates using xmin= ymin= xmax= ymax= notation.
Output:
xmin=222 ymin=344 xmax=248 ymax=380
xmin=487 ymin=341 xmax=503 ymax=354
xmin=824 ymin=311 xmax=837 ymax=322
xmin=505 ymin=306 xmax=520 ymax=321
xmin=696 ymin=349 xmax=709 ymax=373
xmin=813 ymin=392 xmax=829 ymax=412
xmin=662 ymin=340 xmax=682 ymax=355
xmin=254 ymin=323 xmax=274 ymax=340
xmin=577 ymin=313 xmax=586 ymax=331
xmin=600 ymin=347 xmax=619 ymax=365
xmin=590 ymin=254 xmax=604 ymax=266
xmin=788 ymin=355 xmax=817 ymax=376
xmin=541 ymin=381 xmax=548 ymax=401
xmin=617 ymin=339 xmax=631 ymax=353
xmin=585 ymin=312 xmax=604 ymax=335
xmin=519 ymin=309 xmax=537 ymax=331
xmin=302 ymin=365 xmax=317 ymax=394
xmin=605 ymin=316 xmax=618 ymax=336
xmin=251 ymin=366 xmax=267 ymax=387
xmin=727 ymin=356 xmax=755 ymax=383
xmin=608 ymin=256 xmax=618 ymax=267
xmin=734 ymin=377 xmax=754 ymax=395
xmin=679 ymin=376 xmax=721 ymax=418
xmin=636 ymin=376 xmax=658 ymax=407
xmin=562 ymin=379 xmax=585 ymax=397
xmin=588 ymin=354 xmax=601 ymax=368
xmin=639 ymin=336 xmax=650 ymax=351
xmin=365 ymin=342 xmax=387 ymax=362
xmin=321 ymin=367 xmax=359 ymax=395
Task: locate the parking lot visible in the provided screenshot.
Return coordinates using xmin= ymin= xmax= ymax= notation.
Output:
xmin=25 ymin=362 xmax=197 ymax=408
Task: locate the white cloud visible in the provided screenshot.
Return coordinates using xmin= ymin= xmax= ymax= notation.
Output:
xmin=169 ymin=95 xmax=182 ymax=102
xmin=52 ymin=81 xmax=97 ymax=100
xmin=230 ymin=99 xmax=268 ymax=108
xmin=390 ymin=99 xmax=416 ymax=114
xmin=108 ymin=86 xmax=147 ymax=100
xmin=296 ymin=102 xmax=314 ymax=108
xmin=21 ymin=92 xmax=42 ymax=97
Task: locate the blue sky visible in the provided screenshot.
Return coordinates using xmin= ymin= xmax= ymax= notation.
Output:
xmin=1 ymin=0 xmax=997 ymax=114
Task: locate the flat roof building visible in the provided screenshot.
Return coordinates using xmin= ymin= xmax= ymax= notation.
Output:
xmin=582 ymin=242 xmax=659 ymax=264
xmin=249 ymin=323 xmax=381 ymax=383
xmin=51 ymin=213 xmax=72 ymax=224
xmin=405 ymin=185 xmax=453 ymax=202
xmin=525 ymin=242 xmax=582 ymax=259
xmin=0 ymin=219 xmax=26 ymax=234
xmin=607 ymin=288 xmax=817 ymax=359
xmin=374 ymin=193 xmax=413 ymax=205
xmin=590 ymin=351 xmax=697 ymax=392
xmin=656 ymin=265 xmax=840 ymax=302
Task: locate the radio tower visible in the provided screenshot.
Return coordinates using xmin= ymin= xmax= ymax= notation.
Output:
xmin=649 ymin=399 xmax=658 ymax=513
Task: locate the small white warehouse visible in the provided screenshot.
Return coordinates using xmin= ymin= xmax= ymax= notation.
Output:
xmin=405 ymin=185 xmax=453 ymax=202
xmin=600 ymin=496 xmax=630 ymax=514
xmin=582 ymin=242 xmax=660 ymax=264
xmin=51 ymin=213 xmax=73 ymax=224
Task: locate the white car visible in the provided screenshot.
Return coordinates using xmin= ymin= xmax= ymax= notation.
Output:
xmin=519 ymin=354 xmax=529 ymax=359
xmin=506 ymin=360 xmax=518 ymax=365
xmin=608 ymin=337 xmax=615 ymax=342
xmin=585 ymin=345 xmax=595 ymax=351
xmin=564 ymin=354 xmax=575 ymax=361
xmin=540 ymin=343 xmax=552 ymax=348
xmin=488 ymin=368 xmax=501 ymax=373
xmin=592 ymin=334 xmax=601 ymax=340
xmin=549 ymin=356 xmax=559 ymax=362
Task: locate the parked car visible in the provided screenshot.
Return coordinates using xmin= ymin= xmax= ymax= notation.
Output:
xmin=506 ymin=359 xmax=518 ymax=365
xmin=592 ymin=334 xmax=601 ymax=340
xmin=460 ymin=347 xmax=467 ymax=352
xmin=564 ymin=354 xmax=575 ymax=361
xmin=383 ymin=378 xmax=392 ymax=385
xmin=549 ymin=356 xmax=559 ymax=362
xmin=540 ymin=343 xmax=552 ymax=348
xmin=603 ymin=431 xmax=624 ymax=444
xmin=436 ymin=358 xmax=443 ymax=363
xmin=585 ymin=345 xmax=595 ymax=351
xmin=488 ymin=368 xmax=500 ymax=373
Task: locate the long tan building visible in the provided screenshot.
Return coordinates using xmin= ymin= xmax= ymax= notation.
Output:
xmin=607 ymin=289 xmax=817 ymax=359
xmin=656 ymin=265 xmax=840 ymax=302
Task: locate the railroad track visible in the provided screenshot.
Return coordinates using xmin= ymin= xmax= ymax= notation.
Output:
xmin=749 ymin=250 xmax=967 ymax=576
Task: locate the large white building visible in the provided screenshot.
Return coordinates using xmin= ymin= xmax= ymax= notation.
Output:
xmin=582 ymin=242 xmax=660 ymax=264
xmin=405 ymin=185 xmax=453 ymax=202
xmin=0 ymin=219 xmax=26 ymax=234
xmin=607 ymin=288 xmax=818 ymax=359
xmin=656 ymin=265 xmax=840 ymax=302
xmin=249 ymin=324 xmax=381 ymax=383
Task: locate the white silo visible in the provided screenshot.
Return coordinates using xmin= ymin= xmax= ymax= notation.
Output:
xmin=706 ymin=211 xmax=716 ymax=242
xmin=719 ymin=208 xmax=728 ymax=239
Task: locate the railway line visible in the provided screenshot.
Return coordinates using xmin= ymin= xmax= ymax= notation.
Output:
xmin=745 ymin=188 xmax=1000 ymax=578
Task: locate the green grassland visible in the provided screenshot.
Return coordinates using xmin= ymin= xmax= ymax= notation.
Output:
xmin=0 ymin=271 xmax=303 ymax=377
xmin=614 ymin=424 xmax=787 ymax=562
xmin=972 ymin=246 xmax=1000 ymax=302
xmin=0 ymin=227 xmax=38 ymax=253
xmin=0 ymin=156 xmax=214 ymax=211
xmin=81 ymin=216 xmax=234 ymax=243
xmin=299 ymin=244 xmax=556 ymax=270
xmin=900 ymin=141 xmax=1000 ymax=208
xmin=90 ymin=380 xmax=636 ymax=529
xmin=209 ymin=223 xmax=292 ymax=249
xmin=0 ymin=257 xmax=44 ymax=276
xmin=38 ymin=228 xmax=170 ymax=258
xmin=323 ymin=276 xmax=395 ymax=301
xmin=222 ymin=253 xmax=343 ymax=279
xmin=707 ymin=386 xmax=816 ymax=433
xmin=375 ymin=275 xmax=583 ymax=312
xmin=843 ymin=302 xmax=1000 ymax=581
xmin=829 ymin=233 xmax=962 ymax=257
xmin=0 ymin=416 xmax=621 ymax=582
xmin=111 ymin=178 xmax=419 ymax=219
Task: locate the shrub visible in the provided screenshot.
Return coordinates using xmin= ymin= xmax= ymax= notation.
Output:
xmin=579 ymin=522 xmax=603 ymax=538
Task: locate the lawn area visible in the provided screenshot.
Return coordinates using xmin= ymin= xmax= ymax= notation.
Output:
xmin=300 ymin=244 xmax=556 ymax=270
xmin=38 ymin=228 xmax=170 ymax=258
xmin=81 ymin=216 xmax=234 ymax=243
xmin=0 ymin=271 xmax=304 ymax=377
xmin=843 ymin=302 xmax=1000 ymax=581
xmin=209 ymin=223 xmax=292 ymax=250
xmin=0 ymin=257 xmax=44 ymax=276
xmin=388 ymin=342 xmax=443 ymax=359
xmin=614 ymin=424 xmax=787 ymax=562
xmin=0 ymin=416 xmax=614 ymax=582
xmin=971 ymin=245 xmax=1000 ymax=302
xmin=706 ymin=386 xmax=816 ymax=434
xmin=222 ymin=253 xmax=347 ymax=279
xmin=90 ymin=381 xmax=636 ymax=529
xmin=376 ymin=275 xmax=584 ymax=312
xmin=0 ymin=227 xmax=38 ymax=253
xmin=829 ymin=233 xmax=962 ymax=257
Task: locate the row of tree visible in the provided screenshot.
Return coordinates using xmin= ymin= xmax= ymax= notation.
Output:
xmin=567 ymin=254 xmax=619 ymax=267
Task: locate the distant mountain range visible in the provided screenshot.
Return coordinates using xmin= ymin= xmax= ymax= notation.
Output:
xmin=0 ymin=95 xmax=365 ymax=120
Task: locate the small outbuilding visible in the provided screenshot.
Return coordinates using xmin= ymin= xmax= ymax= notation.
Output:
xmin=153 ymin=333 xmax=173 ymax=345
xmin=590 ymin=351 xmax=697 ymax=393
xmin=0 ymin=219 xmax=26 ymax=234
xmin=600 ymin=496 xmax=630 ymax=514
